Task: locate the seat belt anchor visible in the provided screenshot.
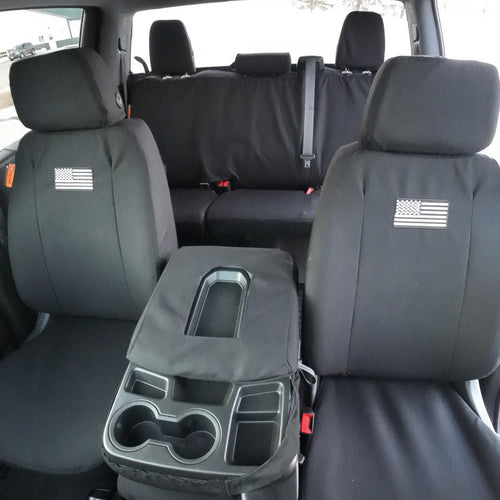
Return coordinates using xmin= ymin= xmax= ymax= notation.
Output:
xmin=300 ymin=154 xmax=315 ymax=169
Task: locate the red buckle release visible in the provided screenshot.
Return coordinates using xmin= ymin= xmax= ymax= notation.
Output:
xmin=306 ymin=187 xmax=314 ymax=195
xmin=301 ymin=412 xmax=314 ymax=435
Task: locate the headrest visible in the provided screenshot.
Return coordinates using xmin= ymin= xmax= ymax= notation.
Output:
xmin=336 ymin=11 xmax=385 ymax=71
xmin=149 ymin=20 xmax=195 ymax=76
xmin=362 ymin=56 xmax=500 ymax=155
xmin=234 ymin=53 xmax=291 ymax=76
xmin=10 ymin=48 xmax=125 ymax=132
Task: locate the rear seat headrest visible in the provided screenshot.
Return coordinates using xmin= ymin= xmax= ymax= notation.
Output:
xmin=10 ymin=48 xmax=125 ymax=132
xmin=336 ymin=11 xmax=385 ymax=72
xmin=149 ymin=20 xmax=195 ymax=76
xmin=362 ymin=56 xmax=500 ymax=155
xmin=234 ymin=53 xmax=292 ymax=76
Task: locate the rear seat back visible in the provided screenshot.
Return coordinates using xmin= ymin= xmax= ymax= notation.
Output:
xmin=130 ymin=52 xmax=304 ymax=189
xmin=314 ymin=12 xmax=385 ymax=179
xmin=128 ymin=13 xmax=385 ymax=276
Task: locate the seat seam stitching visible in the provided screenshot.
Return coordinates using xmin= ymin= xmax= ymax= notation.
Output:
xmin=344 ymin=182 xmax=365 ymax=373
xmin=32 ymin=143 xmax=63 ymax=313
xmin=107 ymin=131 xmax=136 ymax=314
xmin=447 ymin=196 xmax=474 ymax=378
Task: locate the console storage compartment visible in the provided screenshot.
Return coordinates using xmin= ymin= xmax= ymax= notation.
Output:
xmin=103 ymin=247 xmax=300 ymax=499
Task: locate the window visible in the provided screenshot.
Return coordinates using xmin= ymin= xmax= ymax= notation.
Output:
xmin=131 ymin=0 xmax=410 ymax=72
xmin=438 ymin=0 xmax=499 ymax=158
xmin=0 ymin=8 xmax=83 ymax=150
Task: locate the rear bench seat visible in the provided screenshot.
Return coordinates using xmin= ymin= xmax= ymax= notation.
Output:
xmin=129 ymin=13 xmax=385 ymax=276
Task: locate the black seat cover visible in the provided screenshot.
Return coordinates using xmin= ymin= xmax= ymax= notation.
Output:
xmin=0 ymin=48 xmax=177 ymax=500
xmin=149 ymin=19 xmax=195 ymax=76
xmin=335 ymin=11 xmax=385 ymax=72
xmin=301 ymin=56 xmax=500 ymax=499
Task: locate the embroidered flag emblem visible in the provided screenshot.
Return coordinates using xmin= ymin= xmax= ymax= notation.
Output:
xmin=54 ymin=168 xmax=93 ymax=191
xmin=393 ymin=199 xmax=449 ymax=229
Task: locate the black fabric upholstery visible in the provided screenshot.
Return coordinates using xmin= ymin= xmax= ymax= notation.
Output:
xmin=305 ymin=58 xmax=500 ymax=380
xmin=149 ymin=20 xmax=195 ymax=76
xmin=128 ymin=12 xmax=381 ymax=254
xmin=362 ymin=56 xmax=500 ymax=155
xmin=313 ymin=68 xmax=373 ymax=182
xmin=0 ymin=463 xmax=116 ymax=500
xmin=305 ymin=142 xmax=500 ymax=380
xmin=10 ymin=48 xmax=125 ymax=131
xmin=8 ymin=47 xmax=176 ymax=319
xmin=336 ymin=12 xmax=385 ymax=71
xmin=0 ymin=317 xmax=133 ymax=474
xmin=8 ymin=121 xmax=176 ymax=320
xmin=300 ymin=377 xmax=500 ymax=500
xmin=128 ymin=246 xmax=299 ymax=382
xmin=207 ymin=190 xmax=320 ymax=281
xmin=234 ymin=53 xmax=292 ymax=76
xmin=129 ymin=71 xmax=303 ymax=189
xmin=0 ymin=49 xmax=177 ymax=498
xmin=207 ymin=189 xmax=319 ymax=235
xmin=170 ymin=188 xmax=218 ymax=242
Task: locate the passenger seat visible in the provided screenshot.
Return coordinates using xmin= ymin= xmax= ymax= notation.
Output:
xmin=301 ymin=56 xmax=500 ymax=499
xmin=0 ymin=48 xmax=177 ymax=500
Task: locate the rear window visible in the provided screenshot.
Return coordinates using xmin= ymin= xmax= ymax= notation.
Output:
xmin=131 ymin=0 xmax=410 ymax=72
xmin=437 ymin=0 xmax=499 ymax=157
xmin=0 ymin=8 xmax=83 ymax=149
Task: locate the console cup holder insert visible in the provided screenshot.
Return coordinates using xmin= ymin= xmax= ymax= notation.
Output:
xmin=111 ymin=402 xmax=220 ymax=464
xmin=185 ymin=268 xmax=251 ymax=339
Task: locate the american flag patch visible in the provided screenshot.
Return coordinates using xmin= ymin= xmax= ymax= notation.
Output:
xmin=54 ymin=168 xmax=93 ymax=191
xmin=393 ymin=199 xmax=449 ymax=229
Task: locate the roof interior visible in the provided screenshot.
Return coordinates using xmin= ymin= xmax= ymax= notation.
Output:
xmin=1 ymin=0 xmax=406 ymax=15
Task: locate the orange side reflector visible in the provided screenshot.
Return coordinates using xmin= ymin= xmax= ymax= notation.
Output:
xmin=127 ymin=104 xmax=132 ymax=119
xmin=5 ymin=164 xmax=15 ymax=188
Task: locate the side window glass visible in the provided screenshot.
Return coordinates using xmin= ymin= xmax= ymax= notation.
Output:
xmin=0 ymin=8 xmax=83 ymax=149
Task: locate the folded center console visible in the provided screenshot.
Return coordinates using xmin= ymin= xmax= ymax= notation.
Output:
xmin=103 ymin=246 xmax=300 ymax=499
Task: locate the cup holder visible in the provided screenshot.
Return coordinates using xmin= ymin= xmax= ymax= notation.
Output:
xmin=112 ymin=403 xmax=219 ymax=463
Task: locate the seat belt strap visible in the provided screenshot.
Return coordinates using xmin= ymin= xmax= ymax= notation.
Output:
xmin=299 ymin=360 xmax=318 ymax=408
xmin=118 ymin=38 xmax=129 ymax=112
xmin=300 ymin=57 xmax=317 ymax=170
xmin=465 ymin=379 xmax=495 ymax=432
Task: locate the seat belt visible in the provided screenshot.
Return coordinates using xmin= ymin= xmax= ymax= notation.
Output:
xmin=465 ymin=379 xmax=495 ymax=432
xmin=300 ymin=57 xmax=317 ymax=171
xmin=118 ymin=38 xmax=129 ymax=114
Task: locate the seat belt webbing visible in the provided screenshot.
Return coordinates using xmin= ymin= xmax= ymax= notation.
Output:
xmin=301 ymin=57 xmax=317 ymax=170
xmin=118 ymin=38 xmax=128 ymax=111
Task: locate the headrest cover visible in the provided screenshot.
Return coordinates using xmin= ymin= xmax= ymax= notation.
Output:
xmin=149 ymin=20 xmax=195 ymax=75
xmin=10 ymin=48 xmax=125 ymax=132
xmin=234 ymin=53 xmax=292 ymax=76
xmin=362 ymin=56 xmax=500 ymax=155
xmin=336 ymin=11 xmax=385 ymax=71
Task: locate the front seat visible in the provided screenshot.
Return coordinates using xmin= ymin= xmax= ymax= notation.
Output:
xmin=301 ymin=56 xmax=500 ymax=499
xmin=0 ymin=48 xmax=177 ymax=500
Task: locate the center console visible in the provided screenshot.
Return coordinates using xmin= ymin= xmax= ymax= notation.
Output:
xmin=103 ymin=247 xmax=300 ymax=499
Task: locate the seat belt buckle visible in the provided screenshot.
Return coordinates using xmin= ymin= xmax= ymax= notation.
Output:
xmin=214 ymin=180 xmax=231 ymax=194
xmin=301 ymin=409 xmax=315 ymax=435
xmin=300 ymin=154 xmax=315 ymax=169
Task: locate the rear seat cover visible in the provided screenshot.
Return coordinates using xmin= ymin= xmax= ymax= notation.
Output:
xmin=149 ymin=19 xmax=195 ymax=76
